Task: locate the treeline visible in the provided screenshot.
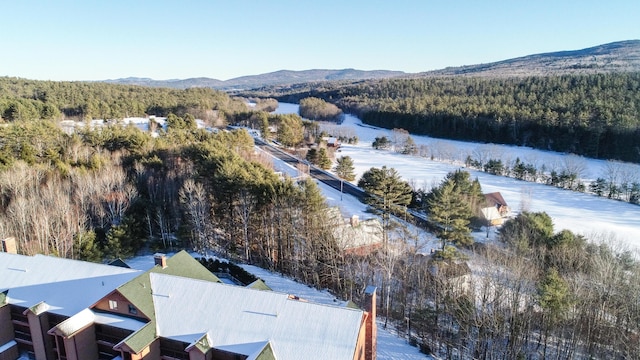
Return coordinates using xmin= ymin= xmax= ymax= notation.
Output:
xmin=345 ymin=74 xmax=640 ymax=163
xmin=298 ymin=97 xmax=343 ymax=122
xmin=245 ymin=73 xmax=640 ymax=163
xmin=367 ymin=214 xmax=640 ymax=359
xmin=350 ymin=168 xmax=640 ymax=358
xmin=0 ymin=77 xmax=247 ymax=121
xmin=0 ymin=107 xmax=347 ymax=292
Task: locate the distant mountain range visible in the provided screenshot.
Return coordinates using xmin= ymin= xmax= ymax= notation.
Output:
xmin=419 ymin=40 xmax=640 ymax=78
xmin=103 ymin=69 xmax=406 ymax=91
xmin=103 ymin=40 xmax=640 ymax=90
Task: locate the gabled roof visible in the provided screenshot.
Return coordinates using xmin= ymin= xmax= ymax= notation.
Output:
xmin=113 ymin=251 xmax=222 ymax=353
xmin=252 ymin=342 xmax=276 ymax=360
xmin=246 ymin=279 xmax=272 ymax=291
xmin=150 ymin=273 xmax=364 ymax=360
xmin=49 ymin=308 xmax=95 ymax=337
xmin=116 ymin=250 xmax=221 ymax=321
xmin=0 ymin=252 xmax=140 ymax=316
xmin=114 ymin=321 xmax=157 ymax=354
xmin=108 ymin=258 xmax=131 ymax=268
xmin=185 ymin=333 xmax=212 ymax=354
xmin=484 ymin=192 xmax=508 ymax=207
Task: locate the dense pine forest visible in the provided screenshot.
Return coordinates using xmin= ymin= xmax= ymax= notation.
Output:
xmin=0 ymin=77 xmax=247 ymax=121
xmin=248 ymin=72 xmax=640 ymax=163
xmin=1 ymin=77 xmax=639 ymax=359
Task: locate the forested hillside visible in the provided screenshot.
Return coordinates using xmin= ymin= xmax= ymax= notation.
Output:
xmin=248 ymin=73 xmax=640 ymax=163
xmin=0 ymin=77 xmax=246 ymax=121
xmin=1 ymin=77 xmax=639 ymax=358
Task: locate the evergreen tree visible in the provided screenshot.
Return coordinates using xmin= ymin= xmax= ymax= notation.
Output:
xmin=74 ymin=230 xmax=102 ymax=263
xmin=427 ymin=179 xmax=473 ymax=249
xmin=306 ymin=148 xmax=318 ymax=164
xmin=317 ymin=148 xmax=331 ymax=170
xmin=372 ymin=136 xmax=391 ymax=150
xmin=498 ymin=211 xmax=555 ymax=252
xmin=276 ymin=114 xmax=304 ymax=147
xmin=358 ymin=166 xmax=413 ymax=244
xmin=258 ymin=112 xmax=270 ymax=140
xmin=402 ymin=135 xmax=418 ymax=155
xmin=334 ymin=155 xmax=356 ymax=181
xmin=537 ymin=268 xmax=572 ymax=357
xmin=166 ymin=113 xmax=186 ymax=131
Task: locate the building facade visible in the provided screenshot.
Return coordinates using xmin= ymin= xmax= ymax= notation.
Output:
xmin=0 ymin=251 xmax=377 ymax=360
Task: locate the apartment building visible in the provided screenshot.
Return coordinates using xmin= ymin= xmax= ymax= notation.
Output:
xmin=0 ymin=249 xmax=377 ymax=360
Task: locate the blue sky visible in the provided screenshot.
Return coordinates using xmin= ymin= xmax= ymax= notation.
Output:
xmin=2 ymin=0 xmax=638 ymax=81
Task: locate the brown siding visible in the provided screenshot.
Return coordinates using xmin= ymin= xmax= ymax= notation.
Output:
xmin=188 ymin=349 xmax=206 ymax=360
xmin=0 ymin=342 xmax=19 ymax=360
xmin=363 ymin=287 xmax=377 ymax=360
xmin=1 ymin=237 xmax=17 ymax=254
xmin=0 ymin=306 xmax=14 ymax=345
xmin=93 ymin=290 xmax=148 ymax=321
xmin=63 ymin=325 xmax=98 ymax=360
xmin=26 ymin=311 xmax=56 ymax=360
xmin=10 ymin=305 xmax=33 ymax=356
xmin=353 ymin=322 xmax=367 ymax=360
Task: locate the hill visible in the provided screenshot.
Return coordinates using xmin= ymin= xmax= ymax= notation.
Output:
xmin=103 ymin=41 xmax=640 ymax=91
xmin=104 ymin=69 xmax=405 ymax=90
xmin=418 ymin=40 xmax=640 ymax=78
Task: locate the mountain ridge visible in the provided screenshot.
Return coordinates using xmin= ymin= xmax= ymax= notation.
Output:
xmin=104 ymin=69 xmax=405 ymax=91
xmin=103 ymin=40 xmax=640 ymax=90
xmin=417 ymin=39 xmax=640 ymax=78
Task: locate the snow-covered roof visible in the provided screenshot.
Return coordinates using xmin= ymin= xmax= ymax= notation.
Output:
xmin=149 ymin=273 xmax=365 ymax=360
xmin=93 ymin=311 xmax=147 ymax=331
xmin=49 ymin=308 xmax=95 ymax=337
xmin=0 ymin=252 xmax=141 ymax=316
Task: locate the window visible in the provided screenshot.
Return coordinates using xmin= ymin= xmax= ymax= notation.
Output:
xmin=108 ymin=300 xmax=117 ymax=310
xmin=128 ymin=304 xmax=137 ymax=315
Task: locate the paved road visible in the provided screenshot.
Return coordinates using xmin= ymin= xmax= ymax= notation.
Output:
xmin=255 ymin=138 xmax=366 ymax=200
xmin=254 ymin=139 xmax=436 ymax=230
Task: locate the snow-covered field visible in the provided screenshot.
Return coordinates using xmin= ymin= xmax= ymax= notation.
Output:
xmin=273 ymin=103 xmax=640 ymax=251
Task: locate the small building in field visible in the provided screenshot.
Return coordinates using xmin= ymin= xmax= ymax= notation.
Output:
xmin=481 ymin=192 xmax=511 ymax=226
xmin=322 ymin=137 xmax=341 ymax=148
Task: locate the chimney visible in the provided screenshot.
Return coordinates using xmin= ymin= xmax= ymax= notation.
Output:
xmin=350 ymin=215 xmax=359 ymax=227
xmin=154 ymin=253 xmax=167 ymax=268
xmin=1 ymin=237 xmax=17 ymax=254
xmin=363 ymin=285 xmax=377 ymax=360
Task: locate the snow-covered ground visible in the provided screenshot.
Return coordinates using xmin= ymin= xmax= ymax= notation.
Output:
xmin=273 ymin=103 xmax=640 ymax=251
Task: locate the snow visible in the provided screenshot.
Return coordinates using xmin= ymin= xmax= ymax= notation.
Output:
xmin=150 ymin=273 xmax=366 ymax=360
xmin=238 ymin=264 xmax=429 ymax=359
xmin=114 ymin=252 xmax=431 ymax=359
xmin=0 ymin=340 xmax=17 ymax=353
xmin=273 ymin=103 xmax=640 ymax=251
xmin=59 ymin=116 xmax=208 ymax=134
xmin=53 ymin=308 xmax=95 ymax=336
xmin=0 ymin=252 xmax=140 ymax=316
xmin=93 ymin=311 xmax=147 ymax=332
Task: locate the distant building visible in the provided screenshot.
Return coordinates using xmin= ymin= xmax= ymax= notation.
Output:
xmin=322 ymin=137 xmax=341 ymax=148
xmin=0 ymin=251 xmax=377 ymax=360
xmin=481 ymin=192 xmax=511 ymax=226
xmin=327 ymin=208 xmax=383 ymax=256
